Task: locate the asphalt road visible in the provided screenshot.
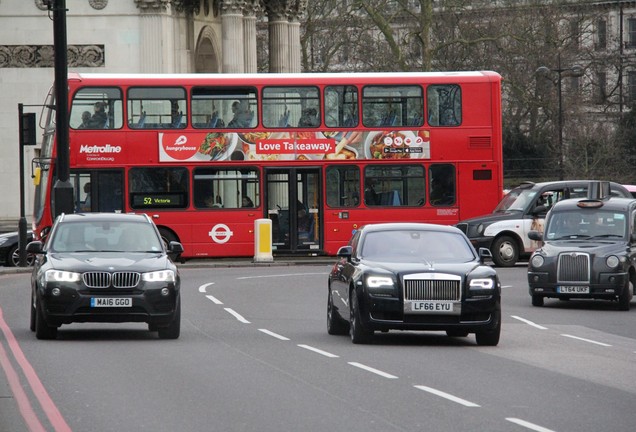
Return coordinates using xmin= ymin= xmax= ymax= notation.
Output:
xmin=1 ymin=264 xmax=635 ymax=432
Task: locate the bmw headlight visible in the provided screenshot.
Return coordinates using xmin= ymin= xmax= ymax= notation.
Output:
xmin=530 ymin=255 xmax=545 ymax=268
xmin=44 ymin=269 xmax=81 ymax=283
xmin=142 ymin=270 xmax=176 ymax=283
xmin=606 ymin=255 xmax=620 ymax=269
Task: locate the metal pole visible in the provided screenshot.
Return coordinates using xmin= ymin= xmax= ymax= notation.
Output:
xmin=51 ymin=0 xmax=74 ymax=217
xmin=557 ymin=73 xmax=564 ymax=181
xmin=18 ymin=104 xmax=28 ymax=267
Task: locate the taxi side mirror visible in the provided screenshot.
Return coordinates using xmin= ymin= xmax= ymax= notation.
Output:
xmin=528 ymin=230 xmax=543 ymax=241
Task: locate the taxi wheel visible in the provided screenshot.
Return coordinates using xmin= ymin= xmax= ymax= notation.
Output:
xmin=491 ymin=236 xmax=519 ymax=267
xmin=618 ymin=278 xmax=633 ymax=311
xmin=531 ymin=295 xmax=544 ymax=307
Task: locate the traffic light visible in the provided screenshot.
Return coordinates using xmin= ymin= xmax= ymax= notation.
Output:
xmin=21 ymin=112 xmax=36 ymax=146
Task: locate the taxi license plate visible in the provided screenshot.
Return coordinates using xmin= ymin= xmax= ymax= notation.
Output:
xmin=557 ymin=286 xmax=589 ymax=294
xmin=90 ymin=298 xmax=132 ymax=307
xmin=411 ymin=301 xmax=453 ymax=313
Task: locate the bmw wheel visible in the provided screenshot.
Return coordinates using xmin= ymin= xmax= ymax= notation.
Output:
xmin=35 ymin=298 xmax=57 ymax=340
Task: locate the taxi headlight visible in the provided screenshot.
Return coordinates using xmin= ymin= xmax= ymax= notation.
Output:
xmin=530 ymin=255 xmax=545 ymax=268
xmin=142 ymin=270 xmax=175 ymax=283
xmin=476 ymin=223 xmax=484 ymax=236
xmin=606 ymin=255 xmax=620 ymax=269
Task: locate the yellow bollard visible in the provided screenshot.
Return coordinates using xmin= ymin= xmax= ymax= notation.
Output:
xmin=254 ymin=218 xmax=274 ymax=262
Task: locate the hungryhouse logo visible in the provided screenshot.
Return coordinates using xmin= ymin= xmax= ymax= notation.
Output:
xmin=80 ymin=144 xmax=122 ymax=154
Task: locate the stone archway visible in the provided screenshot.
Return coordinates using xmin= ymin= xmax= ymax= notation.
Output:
xmin=195 ymin=26 xmax=221 ymax=73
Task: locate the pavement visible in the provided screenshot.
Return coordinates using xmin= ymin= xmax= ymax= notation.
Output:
xmin=0 ymin=255 xmax=336 ymax=275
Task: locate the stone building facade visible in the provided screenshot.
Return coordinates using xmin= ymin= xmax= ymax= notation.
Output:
xmin=0 ymin=0 xmax=306 ymax=227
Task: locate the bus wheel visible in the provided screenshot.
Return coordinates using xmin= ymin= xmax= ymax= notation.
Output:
xmin=491 ymin=235 xmax=518 ymax=267
xmin=158 ymin=228 xmax=178 ymax=250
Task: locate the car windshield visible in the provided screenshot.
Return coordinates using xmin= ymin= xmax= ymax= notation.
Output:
xmin=544 ymin=210 xmax=627 ymax=240
xmin=493 ymin=188 xmax=537 ymax=213
xmin=361 ymin=229 xmax=476 ymax=263
xmin=49 ymin=221 xmax=163 ymax=253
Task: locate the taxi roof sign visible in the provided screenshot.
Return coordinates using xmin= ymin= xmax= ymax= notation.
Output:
xmin=577 ymin=199 xmax=604 ymax=208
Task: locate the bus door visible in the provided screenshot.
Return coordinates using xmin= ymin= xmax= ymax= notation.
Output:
xmin=70 ymin=170 xmax=124 ymax=213
xmin=265 ymin=168 xmax=321 ymax=254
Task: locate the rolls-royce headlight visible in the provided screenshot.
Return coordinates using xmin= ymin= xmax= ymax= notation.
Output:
xmin=606 ymin=255 xmax=620 ymax=269
xmin=530 ymin=255 xmax=545 ymax=268
xmin=469 ymin=278 xmax=494 ymax=290
xmin=44 ymin=269 xmax=81 ymax=283
xmin=366 ymin=276 xmax=394 ymax=288
xmin=142 ymin=270 xmax=176 ymax=282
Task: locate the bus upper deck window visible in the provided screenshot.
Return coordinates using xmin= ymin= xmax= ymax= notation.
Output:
xmin=263 ymin=86 xmax=320 ymax=128
xmin=427 ymin=84 xmax=461 ymax=126
xmin=127 ymin=87 xmax=187 ymax=129
xmin=191 ymin=87 xmax=258 ymax=129
xmin=70 ymin=87 xmax=123 ymax=130
xmin=362 ymin=85 xmax=423 ymax=128
xmin=325 ymin=86 xmax=359 ymax=128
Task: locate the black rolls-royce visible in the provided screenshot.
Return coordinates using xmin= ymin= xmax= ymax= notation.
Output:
xmin=327 ymin=223 xmax=501 ymax=345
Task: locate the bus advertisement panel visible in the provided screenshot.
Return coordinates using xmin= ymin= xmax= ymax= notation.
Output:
xmin=32 ymin=72 xmax=503 ymax=258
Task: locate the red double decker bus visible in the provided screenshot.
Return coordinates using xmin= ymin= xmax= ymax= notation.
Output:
xmin=33 ymin=71 xmax=502 ymax=257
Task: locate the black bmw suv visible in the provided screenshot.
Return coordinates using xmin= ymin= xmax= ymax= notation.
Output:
xmin=527 ymin=196 xmax=636 ymax=310
xmin=27 ymin=213 xmax=184 ymax=339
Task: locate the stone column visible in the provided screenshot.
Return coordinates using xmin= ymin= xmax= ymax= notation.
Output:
xmin=265 ymin=0 xmax=290 ymax=73
xmin=287 ymin=0 xmax=307 ymax=73
xmin=135 ymin=0 xmax=173 ymax=73
xmin=221 ymin=0 xmax=245 ymax=73
xmin=243 ymin=0 xmax=260 ymax=73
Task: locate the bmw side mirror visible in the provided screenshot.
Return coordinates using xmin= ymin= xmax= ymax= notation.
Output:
xmin=168 ymin=241 xmax=184 ymax=255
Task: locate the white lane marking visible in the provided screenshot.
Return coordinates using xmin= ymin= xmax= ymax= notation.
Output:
xmin=198 ymin=282 xmax=215 ymax=293
xmin=237 ymin=272 xmax=326 ymax=280
xmin=205 ymin=295 xmax=223 ymax=305
xmin=506 ymin=417 xmax=556 ymax=432
xmin=258 ymin=329 xmax=290 ymax=341
xmin=511 ymin=315 xmax=548 ymax=330
xmin=501 ymin=285 xmax=513 ymax=289
xmin=224 ymin=308 xmax=251 ymax=324
xmin=298 ymin=344 xmax=339 ymax=358
xmin=561 ymin=334 xmax=612 ymax=347
xmin=413 ymin=385 xmax=480 ymax=407
xmin=348 ymin=362 xmax=398 ymax=379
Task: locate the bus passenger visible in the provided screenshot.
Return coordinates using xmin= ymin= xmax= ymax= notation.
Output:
xmin=228 ymin=101 xmax=252 ymax=128
xmin=88 ymin=102 xmax=108 ymax=128
xmin=242 ymin=196 xmax=254 ymax=208
xmin=298 ymin=108 xmax=318 ymax=127
xmin=78 ymin=111 xmax=91 ymax=129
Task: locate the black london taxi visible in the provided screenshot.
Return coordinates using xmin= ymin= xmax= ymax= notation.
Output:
xmin=527 ymin=193 xmax=636 ymax=310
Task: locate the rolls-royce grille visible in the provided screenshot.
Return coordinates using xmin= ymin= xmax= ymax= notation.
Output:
xmin=404 ymin=279 xmax=461 ymax=301
xmin=83 ymin=271 xmax=140 ymax=288
xmin=557 ymin=253 xmax=590 ymax=283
